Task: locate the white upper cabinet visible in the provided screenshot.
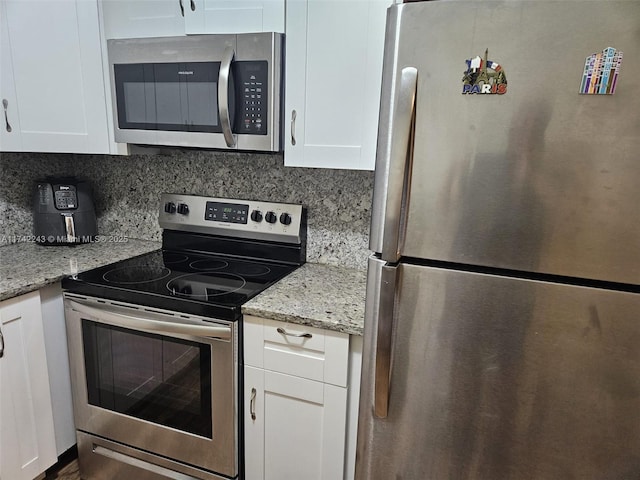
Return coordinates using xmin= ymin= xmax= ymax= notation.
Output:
xmin=0 ymin=5 xmax=22 ymax=152
xmin=0 ymin=0 xmax=111 ymax=154
xmin=284 ymin=0 xmax=388 ymax=170
xmin=101 ymin=0 xmax=284 ymax=39
xmin=100 ymin=0 xmax=186 ymax=39
xmin=184 ymin=0 xmax=284 ymax=34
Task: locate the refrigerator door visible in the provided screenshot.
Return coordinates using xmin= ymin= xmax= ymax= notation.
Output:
xmin=370 ymin=1 xmax=640 ymax=285
xmin=357 ymin=259 xmax=640 ymax=480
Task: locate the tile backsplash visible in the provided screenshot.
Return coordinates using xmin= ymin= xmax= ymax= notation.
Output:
xmin=0 ymin=151 xmax=374 ymax=269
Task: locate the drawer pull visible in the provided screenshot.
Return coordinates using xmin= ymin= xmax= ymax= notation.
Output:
xmin=276 ymin=326 xmax=312 ymax=339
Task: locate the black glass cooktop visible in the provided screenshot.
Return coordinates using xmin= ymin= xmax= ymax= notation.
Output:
xmin=62 ymin=249 xmax=299 ymax=320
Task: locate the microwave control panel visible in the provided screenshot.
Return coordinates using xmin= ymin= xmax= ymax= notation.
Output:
xmin=235 ymin=61 xmax=268 ymax=136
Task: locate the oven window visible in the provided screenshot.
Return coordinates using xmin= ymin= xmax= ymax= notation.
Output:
xmin=81 ymin=319 xmax=212 ymax=438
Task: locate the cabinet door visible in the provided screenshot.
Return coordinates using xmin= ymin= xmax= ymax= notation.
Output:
xmin=0 ymin=2 xmax=22 ymax=152
xmin=0 ymin=291 xmax=57 ymax=480
xmin=3 ymin=0 xmax=110 ymax=153
xmin=245 ymin=366 xmax=348 ymax=480
xmin=284 ymin=0 xmax=388 ymax=170
xmin=184 ymin=0 xmax=284 ymax=34
xmin=100 ymin=0 xmax=186 ymax=39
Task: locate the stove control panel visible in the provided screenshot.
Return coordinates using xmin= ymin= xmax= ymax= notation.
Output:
xmin=159 ymin=194 xmax=304 ymax=244
xmin=205 ymin=202 xmax=248 ymax=224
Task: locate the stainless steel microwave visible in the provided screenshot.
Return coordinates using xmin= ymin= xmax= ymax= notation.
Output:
xmin=107 ymin=33 xmax=283 ymax=152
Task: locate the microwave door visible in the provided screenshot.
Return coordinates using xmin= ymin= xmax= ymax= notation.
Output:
xmin=113 ymin=61 xmax=232 ymax=150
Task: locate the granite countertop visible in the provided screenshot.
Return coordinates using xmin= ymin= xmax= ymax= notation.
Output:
xmin=243 ymin=263 xmax=367 ymax=336
xmin=0 ymin=239 xmax=161 ymax=301
xmin=0 ymin=240 xmax=367 ymax=336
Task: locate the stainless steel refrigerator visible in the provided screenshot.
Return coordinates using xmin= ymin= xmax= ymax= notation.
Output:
xmin=357 ymin=1 xmax=640 ymax=479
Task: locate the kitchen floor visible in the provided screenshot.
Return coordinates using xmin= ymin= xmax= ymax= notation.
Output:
xmin=45 ymin=453 xmax=80 ymax=480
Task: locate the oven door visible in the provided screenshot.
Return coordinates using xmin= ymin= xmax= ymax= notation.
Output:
xmin=64 ymin=295 xmax=237 ymax=478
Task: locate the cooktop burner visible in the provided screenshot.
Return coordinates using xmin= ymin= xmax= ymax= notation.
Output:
xmin=189 ymin=259 xmax=229 ymax=271
xmin=163 ymin=252 xmax=189 ymax=264
xmin=102 ymin=265 xmax=171 ymax=284
xmin=166 ymin=272 xmax=247 ymax=298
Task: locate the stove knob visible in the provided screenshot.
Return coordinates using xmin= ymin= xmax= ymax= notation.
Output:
xmin=250 ymin=210 xmax=263 ymax=222
xmin=265 ymin=211 xmax=277 ymax=224
xmin=279 ymin=212 xmax=292 ymax=225
xmin=177 ymin=203 xmax=189 ymax=215
xmin=164 ymin=202 xmax=176 ymax=214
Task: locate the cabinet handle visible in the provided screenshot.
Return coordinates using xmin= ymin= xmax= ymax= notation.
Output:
xmin=178 ymin=0 xmax=184 ymax=16
xmin=190 ymin=0 xmax=196 ymax=11
xmin=0 ymin=328 xmax=4 ymax=358
xmin=3 ymin=99 xmax=12 ymax=133
xmin=250 ymin=388 xmax=257 ymax=420
xmin=276 ymin=326 xmax=312 ymax=339
xmin=290 ymin=109 xmax=296 ymax=146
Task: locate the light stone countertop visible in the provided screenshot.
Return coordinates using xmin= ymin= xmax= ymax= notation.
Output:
xmin=0 ymin=241 xmax=367 ymax=336
xmin=243 ymin=263 xmax=367 ymax=336
xmin=0 ymin=239 xmax=161 ymax=301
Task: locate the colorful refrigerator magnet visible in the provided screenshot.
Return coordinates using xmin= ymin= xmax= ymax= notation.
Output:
xmin=462 ymin=49 xmax=507 ymax=95
xmin=580 ymin=47 xmax=623 ymax=95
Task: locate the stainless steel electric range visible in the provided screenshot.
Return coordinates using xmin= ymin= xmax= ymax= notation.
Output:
xmin=62 ymin=193 xmax=306 ymax=480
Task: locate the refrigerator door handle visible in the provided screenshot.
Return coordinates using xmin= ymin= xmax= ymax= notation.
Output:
xmin=373 ymin=261 xmax=399 ymax=418
xmin=370 ymin=66 xmax=418 ymax=262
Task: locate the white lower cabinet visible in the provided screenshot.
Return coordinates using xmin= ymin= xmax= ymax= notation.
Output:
xmin=243 ymin=315 xmax=353 ymax=480
xmin=244 ymin=367 xmax=348 ymax=480
xmin=0 ymin=291 xmax=57 ymax=480
xmin=40 ymin=283 xmax=76 ymax=456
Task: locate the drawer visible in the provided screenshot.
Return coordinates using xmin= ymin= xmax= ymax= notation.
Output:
xmin=244 ymin=315 xmax=349 ymax=387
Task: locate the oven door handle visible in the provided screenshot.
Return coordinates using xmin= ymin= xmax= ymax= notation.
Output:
xmin=67 ymin=299 xmax=232 ymax=340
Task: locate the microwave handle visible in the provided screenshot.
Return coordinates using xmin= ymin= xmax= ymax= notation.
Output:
xmin=218 ymin=46 xmax=236 ymax=148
